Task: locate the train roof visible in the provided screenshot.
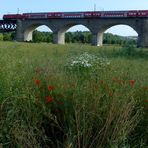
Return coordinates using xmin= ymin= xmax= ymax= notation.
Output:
xmin=3 ymin=10 xmax=148 ymax=16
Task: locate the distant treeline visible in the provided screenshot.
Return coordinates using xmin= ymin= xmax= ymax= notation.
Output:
xmin=0 ymin=31 xmax=137 ymax=45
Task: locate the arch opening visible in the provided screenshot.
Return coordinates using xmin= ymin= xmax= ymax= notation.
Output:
xmin=24 ymin=25 xmax=53 ymax=42
xmin=57 ymin=24 xmax=91 ymax=44
xmin=103 ymin=25 xmax=138 ymax=45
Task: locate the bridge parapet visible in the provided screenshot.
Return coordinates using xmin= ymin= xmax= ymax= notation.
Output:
xmin=0 ymin=20 xmax=17 ymax=33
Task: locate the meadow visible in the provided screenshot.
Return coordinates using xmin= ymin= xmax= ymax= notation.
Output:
xmin=0 ymin=42 xmax=148 ymax=148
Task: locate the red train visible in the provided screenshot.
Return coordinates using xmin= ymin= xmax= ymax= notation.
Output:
xmin=3 ymin=10 xmax=148 ymax=20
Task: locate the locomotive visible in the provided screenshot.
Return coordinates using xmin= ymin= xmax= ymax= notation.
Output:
xmin=3 ymin=10 xmax=148 ymax=20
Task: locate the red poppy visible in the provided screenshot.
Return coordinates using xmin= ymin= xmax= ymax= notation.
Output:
xmin=48 ymin=85 xmax=55 ymax=91
xmin=129 ymin=80 xmax=135 ymax=86
xmin=144 ymin=100 xmax=148 ymax=103
xmin=34 ymin=79 xmax=40 ymax=85
xmin=46 ymin=96 xmax=53 ymax=103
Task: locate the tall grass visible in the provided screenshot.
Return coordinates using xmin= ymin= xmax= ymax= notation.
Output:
xmin=0 ymin=42 xmax=148 ymax=147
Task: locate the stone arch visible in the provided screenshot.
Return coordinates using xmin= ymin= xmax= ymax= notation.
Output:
xmin=95 ymin=23 xmax=139 ymax=46
xmin=103 ymin=23 xmax=138 ymax=34
xmin=23 ymin=23 xmax=53 ymax=41
xmin=54 ymin=23 xmax=91 ymax=44
xmin=105 ymin=25 xmax=138 ymax=36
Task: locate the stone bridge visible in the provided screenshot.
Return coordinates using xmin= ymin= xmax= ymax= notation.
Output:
xmin=5 ymin=17 xmax=148 ymax=47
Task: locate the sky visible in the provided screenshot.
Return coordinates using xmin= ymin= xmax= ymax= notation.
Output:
xmin=1 ymin=0 xmax=148 ymax=36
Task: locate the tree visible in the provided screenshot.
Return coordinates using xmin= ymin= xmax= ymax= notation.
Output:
xmin=46 ymin=34 xmax=53 ymax=43
xmin=65 ymin=32 xmax=72 ymax=43
xmin=1 ymin=30 xmax=136 ymax=46
xmin=33 ymin=30 xmax=43 ymax=42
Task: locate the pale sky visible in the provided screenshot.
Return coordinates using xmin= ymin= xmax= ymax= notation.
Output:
xmin=1 ymin=0 xmax=148 ymax=36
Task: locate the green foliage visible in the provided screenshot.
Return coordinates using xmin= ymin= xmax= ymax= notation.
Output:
xmin=33 ymin=30 xmax=53 ymax=43
xmin=0 ymin=42 xmax=147 ymax=147
xmin=65 ymin=31 xmax=92 ymax=44
xmin=122 ymin=43 xmax=139 ymax=56
xmin=2 ymin=32 xmax=15 ymax=41
xmin=103 ymin=33 xmax=136 ymax=45
xmin=3 ymin=33 xmax=12 ymax=41
xmin=2 ymin=30 xmax=136 ymax=46
xmin=65 ymin=31 xmax=136 ymax=45
xmin=0 ymin=33 xmax=3 ymax=41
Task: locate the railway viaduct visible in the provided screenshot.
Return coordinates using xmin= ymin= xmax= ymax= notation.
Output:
xmin=1 ymin=17 xmax=148 ymax=47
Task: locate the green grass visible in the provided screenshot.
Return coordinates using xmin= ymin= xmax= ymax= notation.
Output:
xmin=0 ymin=42 xmax=148 ymax=147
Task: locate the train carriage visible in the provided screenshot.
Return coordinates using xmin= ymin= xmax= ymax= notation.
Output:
xmin=137 ymin=10 xmax=148 ymax=17
xmin=127 ymin=11 xmax=137 ymax=17
xmin=3 ymin=14 xmax=23 ymax=20
xmin=62 ymin=12 xmax=83 ymax=18
xmin=3 ymin=10 xmax=148 ymax=20
xmin=101 ymin=11 xmax=126 ymax=17
xmin=47 ymin=12 xmax=63 ymax=18
xmin=23 ymin=13 xmax=47 ymax=19
xmin=83 ymin=12 xmax=92 ymax=17
xmin=83 ymin=11 xmax=101 ymax=18
xmin=92 ymin=12 xmax=101 ymax=17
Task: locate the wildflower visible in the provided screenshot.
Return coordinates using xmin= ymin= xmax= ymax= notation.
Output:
xmin=129 ymin=80 xmax=135 ymax=86
xmin=35 ymin=67 xmax=43 ymax=74
xmin=48 ymin=85 xmax=55 ymax=91
xmin=100 ymin=80 xmax=104 ymax=85
xmin=134 ymin=91 xmax=138 ymax=97
xmin=112 ymin=77 xmax=124 ymax=85
xmin=57 ymin=101 xmax=64 ymax=105
xmin=109 ymin=91 xmax=113 ymax=97
xmin=69 ymin=82 xmax=77 ymax=88
xmin=46 ymin=96 xmax=53 ymax=103
xmin=66 ymin=52 xmax=110 ymax=70
xmin=34 ymin=79 xmax=40 ymax=85
xmin=144 ymin=100 xmax=148 ymax=103
xmin=143 ymin=86 xmax=148 ymax=91
xmin=35 ymin=95 xmax=39 ymax=104
xmin=93 ymin=84 xmax=99 ymax=91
